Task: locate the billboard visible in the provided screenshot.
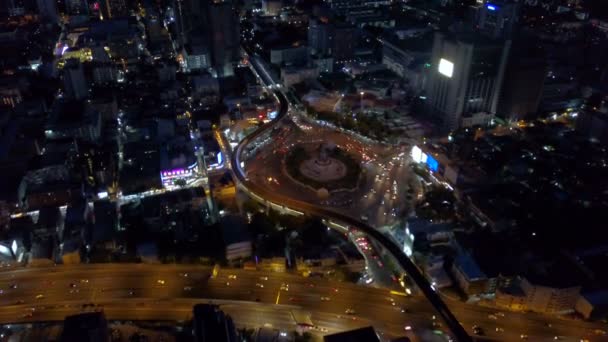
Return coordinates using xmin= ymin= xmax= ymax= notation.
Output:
xmin=438 ymin=58 xmax=454 ymax=78
xmin=426 ymin=155 xmax=439 ymax=172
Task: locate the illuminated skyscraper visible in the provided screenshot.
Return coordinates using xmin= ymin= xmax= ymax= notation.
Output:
xmin=425 ymin=32 xmax=510 ymax=131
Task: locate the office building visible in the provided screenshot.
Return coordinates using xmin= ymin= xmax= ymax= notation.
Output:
xmin=100 ymin=0 xmax=128 ymax=19
xmin=63 ymin=58 xmax=88 ymax=100
xmin=2 ymin=0 xmax=29 ymax=16
xmin=425 ymin=32 xmax=510 ymax=131
xmin=476 ymin=1 xmax=520 ymax=39
xmin=308 ymin=17 xmax=334 ymax=56
xmin=496 ymin=39 xmax=545 ymax=121
xmin=65 ymin=0 xmax=87 ymax=15
xmin=206 ymin=1 xmax=240 ymax=77
xmin=332 ymin=23 xmax=356 ymax=63
xmin=261 ymin=0 xmax=281 ymax=16
xmin=36 ymin=0 xmax=58 ymax=23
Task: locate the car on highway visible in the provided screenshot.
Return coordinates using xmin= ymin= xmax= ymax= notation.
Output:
xmin=9 ymin=284 xmax=17 ymax=289
xmin=280 ymin=283 xmax=289 ymax=291
xmin=21 ymin=312 xmax=33 ymax=318
xmin=520 ymin=334 xmax=528 ymax=340
xmin=259 ymin=276 xmax=268 ymax=281
xmin=495 ymin=327 xmax=504 ymax=333
xmin=69 ymin=283 xmax=77 ymax=288
xmin=228 ymin=274 xmax=237 ymax=279
xmin=345 ymin=308 xmax=356 ymax=315
xmin=35 ymin=294 xmax=44 ymax=300
xmin=157 ymin=279 xmax=165 ymax=285
xmin=472 ymin=325 xmax=484 ymax=336
xmin=404 ymin=325 xmax=412 ymax=331
xmin=183 ymin=286 xmax=192 ymax=291
xmin=488 ymin=314 xmax=498 ymax=320
xmin=320 ymin=296 xmax=330 ymax=301
xmin=255 ymin=283 xmax=264 ymax=288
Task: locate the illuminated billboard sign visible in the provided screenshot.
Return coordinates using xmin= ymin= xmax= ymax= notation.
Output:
xmin=438 ymin=58 xmax=454 ymax=78
xmin=411 ymin=146 xmax=422 ymax=163
xmin=426 ymin=155 xmax=439 ymax=172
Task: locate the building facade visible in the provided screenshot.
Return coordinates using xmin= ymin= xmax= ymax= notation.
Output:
xmin=425 ymin=32 xmax=510 ymax=131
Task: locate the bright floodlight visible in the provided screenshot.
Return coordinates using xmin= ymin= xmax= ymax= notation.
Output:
xmin=438 ymin=58 xmax=454 ymax=78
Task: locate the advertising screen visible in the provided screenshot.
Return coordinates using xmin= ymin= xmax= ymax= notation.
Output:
xmin=438 ymin=58 xmax=454 ymax=78
xmin=411 ymin=146 xmax=423 ymax=163
xmin=426 ymin=155 xmax=439 ymax=172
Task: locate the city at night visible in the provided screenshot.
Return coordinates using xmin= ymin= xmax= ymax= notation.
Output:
xmin=1 ymin=0 xmax=608 ymax=341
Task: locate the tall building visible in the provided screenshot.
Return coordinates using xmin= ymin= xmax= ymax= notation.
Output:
xmin=36 ymin=0 xmax=58 ymax=23
xmin=308 ymin=17 xmax=333 ymax=56
xmin=3 ymin=0 xmax=29 ymax=16
xmin=496 ymin=39 xmax=545 ymax=121
xmin=63 ymin=58 xmax=88 ymax=100
xmin=476 ymin=1 xmax=520 ymax=39
xmin=65 ymin=0 xmax=87 ymax=15
xmin=308 ymin=18 xmax=356 ymax=64
xmin=332 ymin=23 xmax=356 ymax=63
xmin=206 ymin=1 xmax=240 ymax=77
xmin=261 ymin=0 xmax=281 ymax=16
xmin=100 ymin=0 xmax=128 ymax=19
xmin=425 ymin=32 xmax=511 ymax=131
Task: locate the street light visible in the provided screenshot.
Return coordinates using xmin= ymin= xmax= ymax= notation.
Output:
xmin=360 ymin=91 xmax=365 ymax=112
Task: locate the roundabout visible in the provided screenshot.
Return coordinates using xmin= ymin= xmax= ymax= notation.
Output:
xmin=284 ymin=142 xmax=362 ymax=192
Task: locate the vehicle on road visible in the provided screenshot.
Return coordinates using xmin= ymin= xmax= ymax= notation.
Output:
xmin=488 ymin=314 xmax=498 ymax=320
xmin=472 ymin=326 xmax=484 ymax=336
xmin=183 ymin=286 xmax=192 ymax=291
xmin=228 ymin=274 xmax=237 ymax=279
xmin=35 ymin=294 xmax=44 ymax=300
xmin=345 ymin=309 xmax=356 ymax=315
xmin=259 ymin=276 xmax=268 ymax=281
xmin=255 ymin=283 xmax=264 ymax=288
xmin=320 ymin=296 xmax=330 ymax=301
xmin=520 ymin=334 xmax=528 ymax=339
xmin=157 ymin=279 xmax=165 ymax=285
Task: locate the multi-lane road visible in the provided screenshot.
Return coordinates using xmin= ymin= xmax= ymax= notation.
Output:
xmin=1 ymin=265 xmax=606 ymax=341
